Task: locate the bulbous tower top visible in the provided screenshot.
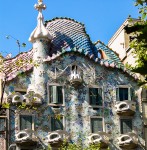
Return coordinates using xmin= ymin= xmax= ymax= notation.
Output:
xmin=29 ymin=0 xmax=52 ymax=42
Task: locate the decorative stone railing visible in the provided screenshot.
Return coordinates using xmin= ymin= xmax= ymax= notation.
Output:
xmin=15 ymin=129 xmax=38 ymax=146
xmin=69 ymin=66 xmax=82 ymax=86
xmin=8 ymin=91 xmax=42 ymax=106
xmin=11 ymin=93 xmax=24 ymax=104
xmin=88 ymin=132 xmax=110 ymax=148
xmin=45 ymin=130 xmax=69 ymax=148
xmin=117 ymin=132 xmax=138 ymax=149
xmin=24 ymin=91 xmax=42 ymax=106
xmin=115 ymin=100 xmax=136 ymax=116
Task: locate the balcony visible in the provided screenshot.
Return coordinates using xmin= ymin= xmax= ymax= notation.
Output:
xmin=15 ymin=129 xmax=38 ymax=146
xmin=24 ymin=91 xmax=42 ymax=106
xmin=11 ymin=93 xmax=24 ymax=104
xmin=117 ymin=132 xmax=138 ymax=149
xmin=88 ymin=132 xmax=110 ymax=148
xmin=8 ymin=91 xmax=42 ymax=106
xmin=69 ymin=65 xmax=82 ymax=87
xmin=115 ymin=100 xmax=136 ymax=116
xmin=45 ymin=130 xmax=69 ymax=148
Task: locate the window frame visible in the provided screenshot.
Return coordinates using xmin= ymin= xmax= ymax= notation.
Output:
xmin=0 ymin=117 xmax=6 ymax=132
xmin=18 ymin=114 xmax=34 ymax=131
xmin=48 ymin=83 xmax=65 ymax=106
xmin=49 ymin=116 xmax=65 ymax=131
xmin=88 ymin=86 xmax=104 ymax=108
xmin=120 ymin=118 xmax=133 ymax=134
xmin=14 ymin=88 xmax=27 ymax=95
xmin=0 ymin=116 xmax=8 ymax=138
xmin=116 ymin=85 xmax=132 ymax=101
xmin=90 ymin=116 xmax=104 ymax=133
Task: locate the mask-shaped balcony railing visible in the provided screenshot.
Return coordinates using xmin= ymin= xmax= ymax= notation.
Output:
xmin=24 ymin=91 xmax=42 ymax=106
xmin=8 ymin=91 xmax=42 ymax=106
xmin=45 ymin=130 xmax=69 ymax=148
xmin=15 ymin=129 xmax=38 ymax=146
xmin=117 ymin=132 xmax=138 ymax=149
xmin=10 ymin=93 xmax=24 ymax=104
xmin=69 ymin=65 xmax=82 ymax=86
xmin=88 ymin=132 xmax=110 ymax=148
xmin=115 ymin=100 xmax=136 ymax=116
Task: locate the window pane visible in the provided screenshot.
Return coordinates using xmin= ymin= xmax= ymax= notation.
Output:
xmin=20 ymin=116 xmax=32 ymax=130
xmin=119 ymin=88 xmax=128 ymax=101
xmin=57 ymin=86 xmax=63 ymax=104
xmin=51 ymin=117 xmax=63 ymax=131
xmin=91 ymin=118 xmax=103 ymax=133
xmin=120 ymin=119 xmax=132 ymax=134
xmin=0 ymin=118 xmax=5 ymax=131
xmin=49 ymin=86 xmax=63 ymax=104
xmin=89 ymin=88 xmax=102 ymax=106
xmin=98 ymin=88 xmax=102 ymax=105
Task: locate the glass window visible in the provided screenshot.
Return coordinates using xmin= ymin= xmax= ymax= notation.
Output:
xmin=51 ymin=117 xmax=63 ymax=131
xmin=89 ymin=88 xmax=102 ymax=106
xmin=20 ymin=115 xmax=32 ymax=130
xmin=91 ymin=118 xmax=103 ymax=133
xmin=15 ymin=91 xmax=26 ymax=95
xmin=0 ymin=118 xmax=5 ymax=131
xmin=119 ymin=88 xmax=128 ymax=101
xmin=120 ymin=119 xmax=132 ymax=134
xmin=49 ymin=86 xmax=63 ymax=104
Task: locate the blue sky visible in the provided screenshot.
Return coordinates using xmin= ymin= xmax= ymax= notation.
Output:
xmin=0 ymin=0 xmax=139 ymax=57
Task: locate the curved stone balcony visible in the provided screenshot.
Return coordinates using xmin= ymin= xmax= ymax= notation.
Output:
xmin=8 ymin=91 xmax=42 ymax=106
xmin=15 ymin=129 xmax=38 ymax=146
xmin=88 ymin=132 xmax=110 ymax=148
xmin=11 ymin=93 xmax=24 ymax=104
xmin=24 ymin=91 xmax=42 ymax=106
xmin=117 ymin=132 xmax=138 ymax=149
xmin=115 ymin=100 xmax=136 ymax=116
xmin=69 ymin=68 xmax=82 ymax=86
xmin=45 ymin=130 xmax=69 ymax=148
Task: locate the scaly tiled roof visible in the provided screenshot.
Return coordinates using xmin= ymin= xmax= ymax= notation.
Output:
xmin=45 ymin=17 xmax=98 ymax=58
xmin=2 ymin=50 xmax=33 ymax=81
xmin=94 ymin=40 xmax=124 ymax=68
xmin=1 ymin=18 xmax=138 ymax=81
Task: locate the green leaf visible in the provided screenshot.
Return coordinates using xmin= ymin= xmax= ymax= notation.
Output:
xmin=22 ymin=43 xmax=26 ymax=47
xmin=2 ymin=103 xmax=10 ymax=109
xmin=142 ymin=13 xmax=146 ymax=20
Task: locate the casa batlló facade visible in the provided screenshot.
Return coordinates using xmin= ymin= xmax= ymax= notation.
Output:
xmin=0 ymin=1 xmax=146 ymax=150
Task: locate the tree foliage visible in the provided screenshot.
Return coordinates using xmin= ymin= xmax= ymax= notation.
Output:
xmin=125 ymin=0 xmax=147 ymax=85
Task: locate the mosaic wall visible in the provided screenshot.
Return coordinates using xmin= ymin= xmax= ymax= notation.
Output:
xmin=6 ymin=53 xmax=144 ymax=149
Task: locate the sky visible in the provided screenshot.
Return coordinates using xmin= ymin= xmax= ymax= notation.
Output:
xmin=0 ymin=0 xmax=139 ymax=57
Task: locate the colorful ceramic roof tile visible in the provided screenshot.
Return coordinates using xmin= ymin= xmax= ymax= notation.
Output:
xmin=45 ymin=17 xmax=98 ymax=58
xmin=1 ymin=17 xmax=138 ymax=81
xmin=2 ymin=50 xmax=33 ymax=81
xmin=94 ymin=40 xmax=124 ymax=68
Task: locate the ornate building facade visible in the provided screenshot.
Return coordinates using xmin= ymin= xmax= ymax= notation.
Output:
xmin=0 ymin=1 xmax=146 ymax=150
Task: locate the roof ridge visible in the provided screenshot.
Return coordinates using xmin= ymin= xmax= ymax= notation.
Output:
xmin=44 ymin=17 xmax=85 ymax=27
xmin=94 ymin=40 xmax=120 ymax=60
xmin=4 ymin=48 xmax=33 ymax=61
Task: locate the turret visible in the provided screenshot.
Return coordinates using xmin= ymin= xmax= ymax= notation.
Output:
xmin=29 ymin=0 xmax=52 ymax=102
